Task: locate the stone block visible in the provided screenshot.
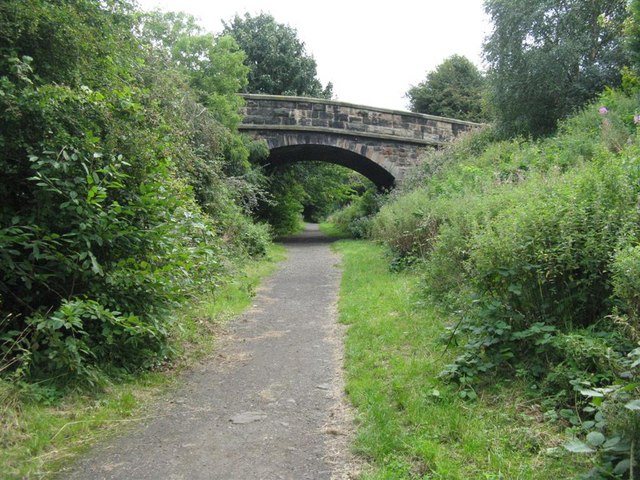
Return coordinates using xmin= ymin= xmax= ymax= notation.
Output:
xmin=312 ymin=111 xmax=331 ymax=120
xmin=273 ymin=108 xmax=290 ymax=117
xmin=274 ymin=101 xmax=296 ymax=109
xmin=242 ymin=116 xmax=265 ymax=124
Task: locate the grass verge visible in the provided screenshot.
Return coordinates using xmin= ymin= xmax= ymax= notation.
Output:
xmin=319 ymin=222 xmax=351 ymax=238
xmin=0 ymin=244 xmax=286 ymax=480
xmin=333 ymin=239 xmax=590 ymax=479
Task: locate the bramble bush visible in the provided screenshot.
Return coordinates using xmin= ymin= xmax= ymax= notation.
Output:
xmin=0 ymin=0 xmax=271 ymax=389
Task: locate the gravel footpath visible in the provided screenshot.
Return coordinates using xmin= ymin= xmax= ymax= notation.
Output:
xmin=63 ymin=224 xmax=359 ymax=480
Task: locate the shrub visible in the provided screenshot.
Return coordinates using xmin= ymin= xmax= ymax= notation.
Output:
xmin=328 ymin=188 xmax=384 ymax=239
xmin=0 ymin=1 xmax=271 ymax=389
xmin=373 ymin=91 xmax=640 ymax=404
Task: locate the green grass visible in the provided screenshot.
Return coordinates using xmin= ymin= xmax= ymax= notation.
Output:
xmin=319 ymin=221 xmax=351 ymax=238
xmin=0 ymin=244 xmax=286 ymax=480
xmin=334 ymin=239 xmax=590 ymax=479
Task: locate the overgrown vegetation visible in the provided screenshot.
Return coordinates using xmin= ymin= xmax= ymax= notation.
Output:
xmin=0 ymin=0 xmax=271 ymax=402
xmin=334 ymin=239 xmax=589 ymax=478
xmin=365 ymin=90 xmax=640 ymax=478
xmin=324 ymin=4 xmax=640 ymax=475
xmin=484 ymin=0 xmax=630 ymax=138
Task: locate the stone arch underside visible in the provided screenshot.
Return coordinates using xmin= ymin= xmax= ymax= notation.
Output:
xmin=256 ymin=132 xmax=408 ymax=190
xmin=266 ymin=144 xmax=395 ymax=190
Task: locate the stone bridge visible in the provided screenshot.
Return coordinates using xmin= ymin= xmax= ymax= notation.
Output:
xmin=239 ymin=94 xmax=481 ymax=189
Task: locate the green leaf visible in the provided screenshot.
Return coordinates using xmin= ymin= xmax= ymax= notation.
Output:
xmin=613 ymin=459 xmax=630 ymax=475
xmin=579 ymin=388 xmax=605 ymax=397
xmin=602 ymin=437 xmax=621 ymax=450
xmin=508 ymin=283 xmax=522 ymax=296
xmin=624 ymin=399 xmax=640 ymax=411
xmin=586 ymin=431 xmax=605 ymax=447
xmin=564 ymin=439 xmax=595 ymax=453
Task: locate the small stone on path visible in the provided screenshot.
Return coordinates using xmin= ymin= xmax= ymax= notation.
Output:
xmin=229 ymin=411 xmax=267 ymax=424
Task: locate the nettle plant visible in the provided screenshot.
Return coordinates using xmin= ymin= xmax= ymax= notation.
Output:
xmin=564 ymin=347 xmax=640 ymax=479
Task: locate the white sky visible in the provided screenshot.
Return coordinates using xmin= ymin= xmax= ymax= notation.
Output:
xmin=136 ymin=0 xmax=491 ymax=111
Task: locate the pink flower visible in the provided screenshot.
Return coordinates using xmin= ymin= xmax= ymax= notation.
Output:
xmin=634 ymin=114 xmax=640 ymax=125
xmin=599 ymin=106 xmax=608 ymax=115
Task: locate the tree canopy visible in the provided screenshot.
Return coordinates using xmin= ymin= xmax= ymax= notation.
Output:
xmin=222 ymin=13 xmax=332 ymax=98
xmin=484 ymin=0 xmax=629 ymax=137
xmin=406 ymin=55 xmax=486 ymax=122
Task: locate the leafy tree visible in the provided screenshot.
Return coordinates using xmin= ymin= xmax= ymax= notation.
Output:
xmin=484 ymin=0 xmax=629 ymax=137
xmin=138 ymin=11 xmax=248 ymax=129
xmin=222 ymin=13 xmax=332 ymax=98
xmin=221 ymin=13 xmax=347 ymax=233
xmin=0 ymin=0 xmax=270 ymax=386
xmin=627 ymin=0 xmax=640 ymax=69
xmin=406 ymin=55 xmax=486 ymax=122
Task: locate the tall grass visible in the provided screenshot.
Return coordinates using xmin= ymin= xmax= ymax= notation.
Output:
xmin=334 ymin=240 xmax=588 ymax=478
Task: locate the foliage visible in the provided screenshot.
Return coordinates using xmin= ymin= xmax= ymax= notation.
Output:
xmin=334 ymin=240 xmax=587 ymax=478
xmin=561 ymin=345 xmax=640 ymax=479
xmin=627 ymin=0 xmax=640 ymax=74
xmin=222 ymin=12 xmax=332 ymax=98
xmin=484 ymin=0 xmax=630 ymax=137
xmin=406 ymin=54 xmax=487 ymax=122
xmin=138 ymin=11 xmax=249 ymax=130
xmin=370 ymin=89 xmax=640 ymax=476
xmin=0 ymin=0 xmax=271 ymax=390
xmin=0 ymin=244 xmax=284 ymax=478
xmin=327 ymin=187 xmax=385 ymax=239
xmin=255 ymin=170 xmax=306 ymax=237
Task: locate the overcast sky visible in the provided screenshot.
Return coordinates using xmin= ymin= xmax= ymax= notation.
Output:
xmin=136 ymin=0 xmax=491 ymax=111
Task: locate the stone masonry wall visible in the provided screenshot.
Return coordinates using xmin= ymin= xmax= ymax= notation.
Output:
xmin=240 ymin=94 xmax=479 ymax=145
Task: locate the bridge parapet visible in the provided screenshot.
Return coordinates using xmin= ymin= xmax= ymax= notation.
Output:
xmin=240 ymin=94 xmax=479 ymax=146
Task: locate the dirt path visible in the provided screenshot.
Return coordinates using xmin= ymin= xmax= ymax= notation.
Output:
xmin=64 ymin=224 xmax=358 ymax=480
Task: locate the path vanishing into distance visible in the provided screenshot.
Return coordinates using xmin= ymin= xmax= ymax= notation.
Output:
xmin=64 ymin=224 xmax=359 ymax=480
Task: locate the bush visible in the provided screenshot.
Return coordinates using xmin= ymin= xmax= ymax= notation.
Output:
xmin=328 ymin=189 xmax=385 ymax=239
xmin=373 ymin=91 xmax=640 ymax=399
xmin=0 ymin=0 xmax=271 ymax=389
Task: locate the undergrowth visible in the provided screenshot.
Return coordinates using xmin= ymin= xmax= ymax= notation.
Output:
xmin=0 ymin=244 xmax=285 ymax=479
xmin=334 ymin=239 xmax=588 ymax=478
xmin=369 ymin=89 xmax=640 ymax=478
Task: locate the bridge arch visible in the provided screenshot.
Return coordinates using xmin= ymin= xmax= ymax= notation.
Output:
xmin=239 ymin=94 xmax=480 ymax=188
xmin=251 ymin=131 xmax=398 ymax=190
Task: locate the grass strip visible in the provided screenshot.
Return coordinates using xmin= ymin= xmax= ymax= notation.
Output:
xmin=0 ymin=244 xmax=286 ymax=479
xmin=334 ymin=239 xmax=589 ymax=479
